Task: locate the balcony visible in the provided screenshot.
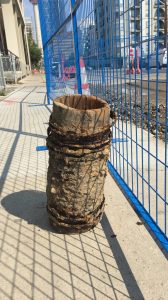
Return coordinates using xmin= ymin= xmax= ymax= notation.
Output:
xmin=131 ymin=28 xmax=141 ymax=34
xmin=154 ymin=0 xmax=166 ymax=8
xmin=154 ymin=20 xmax=165 ymax=32
xmin=130 ymin=5 xmax=140 ymax=10
xmin=130 ymin=0 xmax=140 ymax=8
xmin=154 ymin=27 xmax=165 ymax=33
xmin=130 ymin=16 xmax=140 ymax=21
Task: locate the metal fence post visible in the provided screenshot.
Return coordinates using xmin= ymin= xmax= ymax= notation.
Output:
xmin=71 ymin=0 xmax=82 ymax=94
xmin=0 ymin=54 xmax=6 ymax=90
xmin=11 ymin=54 xmax=17 ymax=84
xmin=100 ymin=38 xmax=105 ymax=85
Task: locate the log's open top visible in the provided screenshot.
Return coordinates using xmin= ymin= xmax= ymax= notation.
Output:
xmin=54 ymin=95 xmax=108 ymax=111
xmin=52 ymin=94 xmax=110 ymax=136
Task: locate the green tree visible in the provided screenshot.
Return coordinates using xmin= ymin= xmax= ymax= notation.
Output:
xmin=28 ymin=35 xmax=42 ymax=69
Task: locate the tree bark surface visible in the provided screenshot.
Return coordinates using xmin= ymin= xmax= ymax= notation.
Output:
xmin=47 ymin=94 xmax=111 ymax=233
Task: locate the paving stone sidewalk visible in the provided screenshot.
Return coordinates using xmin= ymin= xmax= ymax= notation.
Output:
xmin=0 ymin=75 xmax=167 ymax=300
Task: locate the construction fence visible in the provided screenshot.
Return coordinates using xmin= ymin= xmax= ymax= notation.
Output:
xmin=38 ymin=0 xmax=168 ymax=252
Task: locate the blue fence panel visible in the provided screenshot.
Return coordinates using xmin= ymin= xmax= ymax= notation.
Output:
xmin=39 ymin=0 xmax=168 ymax=251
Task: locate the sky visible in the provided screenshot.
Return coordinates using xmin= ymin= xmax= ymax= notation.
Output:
xmin=23 ymin=0 xmax=34 ymax=18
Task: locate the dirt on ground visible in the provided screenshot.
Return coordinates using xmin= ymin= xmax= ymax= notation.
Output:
xmin=90 ymin=81 xmax=167 ymax=141
xmin=0 ymin=83 xmax=21 ymax=101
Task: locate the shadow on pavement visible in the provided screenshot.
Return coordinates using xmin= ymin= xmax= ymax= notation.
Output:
xmin=101 ymin=214 xmax=144 ymax=300
xmin=1 ymin=190 xmax=55 ymax=232
xmin=1 ymin=190 xmax=144 ymax=300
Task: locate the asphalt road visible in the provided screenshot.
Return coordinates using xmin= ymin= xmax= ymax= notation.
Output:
xmin=86 ymin=67 xmax=168 ymax=85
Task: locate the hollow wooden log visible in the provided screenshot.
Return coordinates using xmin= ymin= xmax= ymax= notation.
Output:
xmin=46 ymin=94 xmax=111 ymax=233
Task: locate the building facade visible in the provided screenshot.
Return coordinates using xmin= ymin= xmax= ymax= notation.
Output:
xmin=0 ymin=0 xmax=31 ymax=80
xmin=25 ymin=17 xmax=34 ymax=38
xmin=153 ymin=0 xmax=168 ymax=49
xmin=29 ymin=0 xmax=43 ymax=49
xmin=93 ymin=0 xmax=168 ymax=59
xmin=94 ymin=0 xmax=120 ymax=62
xmin=122 ymin=0 xmax=168 ymax=54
